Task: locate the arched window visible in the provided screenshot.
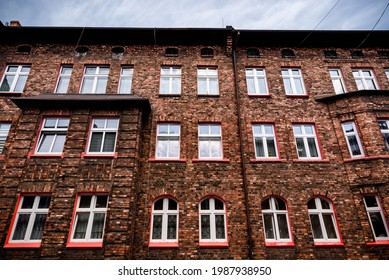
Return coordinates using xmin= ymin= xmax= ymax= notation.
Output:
xmin=307 ymin=197 xmax=340 ymax=243
xmin=199 ymin=197 xmax=227 ymax=243
xmin=261 ymin=196 xmax=292 ymax=244
xmin=201 ymin=47 xmax=214 ymax=57
xmin=150 ymin=197 xmax=178 ymax=243
xmin=281 ymin=49 xmax=295 ymax=58
xmin=247 ymin=48 xmax=260 ymax=58
xmin=165 ymin=47 xmax=178 ymax=57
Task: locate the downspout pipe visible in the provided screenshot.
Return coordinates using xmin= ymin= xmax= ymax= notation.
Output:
xmin=231 ymin=29 xmax=254 ymax=260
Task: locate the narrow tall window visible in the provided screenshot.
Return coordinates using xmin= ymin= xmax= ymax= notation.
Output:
xmin=55 ymin=66 xmax=73 ymax=94
xmin=8 ymin=195 xmax=51 ymax=245
xmin=87 ymin=118 xmax=119 ymax=155
xmin=308 ymin=197 xmax=340 ymax=243
xmin=0 ymin=65 xmax=31 ymax=92
xmin=70 ymin=194 xmax=108 ymax=243
xmin=378 ymin=120 xmax=389 ymax=151
xmin=252 ymin=124 xmax=278 ymax=158
xmin=118 ymin=66 xmax=133 ymax=94
xmin=199 ymin=197 xmax=227 ymax=243
xmin=292 ymin=124 xmax=320 ymax=159
xmin=329 ymin=69 xmax=346 ymax=94
xmin=80 ymin=66 xmax=109 ymax=94
xmin=198 ymin=124 xmax=222 ymax=159
xmin=363 ymin=195 xmax=389 ymax=241
xmin=160 ymin=66 xmax=181 ymax=95
xmin=342 ymin=121 xmax=364 ymax=158
xmin=0 ymin=123 xmax=11 ymax=155
xmin=150 ymin=197 xmax=179 ymax=244
xmin=352 ymin=69 xmax=379 ymax=90
xmin=282 ymin=68 xmax=306 ymax=95
xmin=156 ymin=123 xmax=180 ymax=159
xmin=197 ymin=68 xmax=218 ymax=95
xmin=261 ymin=197 xmax=292 ymax=243
xmin=35 ymin=118 xmax=69 ymax=155
xmin=246 ymin=68 xmax=269 ymax=95
xmin=385 ymin=69 xmax=389 ymax=80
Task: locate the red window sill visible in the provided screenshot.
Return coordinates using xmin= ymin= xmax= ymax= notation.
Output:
xmin=293 ymin=159 xmax=330 ymax=163
xmin=66 ymin=241 xmax=103 ymax=249
xmin=28 ymin=152 xmax=64 ymax=159
xmin=314 ymin=241 xmax=344 ymax=247
xmin=192 ymin=158 xmax=230 ymax=163
xmin=248 ymin=94 xmax=271 ymax=97
xmin=199 ymin=242 xmax=229 ymax=248
xmin=0 ymin=156 xmax=5 ymax=161
xmin=366 ymin=240 xmax=389 ymax=246
xmin=149 ymin=242 xmax=179 ymax=248
xmin=81 ymin=152 xmax=118 ymax=159
xmin=4 ymin=242 xmax=41 ymax=249
xmin=344 ymin=155 xmax=389 ymax=162
xmin=149 ymin=158 xmax=187 ymax=163
xmin=265 ymin=241 xmax=294 ymax=247
xmin=250 ymin=158 xmax=287 ymax=163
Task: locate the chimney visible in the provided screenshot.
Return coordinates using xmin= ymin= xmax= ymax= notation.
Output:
xmin=9 ymin=21 xmax=22 ymax=27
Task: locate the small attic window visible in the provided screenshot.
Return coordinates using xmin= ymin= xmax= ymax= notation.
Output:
xmin=112 ymin=46 xmax=125 ymax=55
xmin=165 ymin=48 xmax=178 ymax=57
xmin=201 ymin=48 xmax=214 ymax=57
xmin=247 ymin=48 xmax=260 ymax=58
xmin=75 ymin=46 xmax=89 ymax=54
xmin=16 ymin=45 xmax=31 ymax=54
xmin=281 ymin=49 xmax=295 ymax=58
xmin=377 ymin=50 xmax=389 ymax=58
xmin=351 ymin=50 xmax=363 ymax=58
xmin=324 ymin=50 xmax=337 ymax=58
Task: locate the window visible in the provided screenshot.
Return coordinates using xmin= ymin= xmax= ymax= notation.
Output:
xmin=150 ymin=197 xmax=178 ymax=245
xmin=80 ymin=66 xmax=109 ymax=94
xmin=7 ymin=195 xmax=51 ymax=246
xmin=342 ymin=121 xmax=364 ymax=158
xmin=377 ymin=50 xmax=389 ymax=58
xmin=246 ymin=68 xmax=269 ymax=95
xmin=363 ymin=195 xmax=389 ymax=241
xmin=198 ymin=124 xmax=222 ymax=159
xmin=292 ymin=124 xmax=320 ymax=159
xmin=165 ymin=48 xmax=178 ymax=57
xmin=118 ymin=66 xmax=133 ymax=94
xmin=247 ymin=48 xmax=260 ymax=58
xmin=385 ymin=69 xmax=389 ymax=80
xmin=307 ymin=197 xmax=340 ymax=243
xmin=281 ymin=68 xmax=306 ymax=95
xmin=156 ymin=123 xmax=180 ymax=159
xmin=252 ymin=124 xmax=278 ymax=158
xmin=378 ymin=120 xmax=389 ymax=151
xmin=35 ymin=118 xmax=69 ymax=155
xmin=199 ymin=197 xmax=227 ymax=244
xmin=281 ymin=49 xmax=295 ymax=58
xmin=197 ymin=68 xmax=218 ymax=95
xmin=261 ymin=197 xmax=292 ymax=244
xmin=160 ymin=66 xmax=181 ymax=95
xmin=329 ymin=69 xmax=346 ymax=95
xmin=16 ymin=45 xmax=31 ymax=54
xmin=0 ymin=123 xmax=11 ymax=155
xmin=324 ymin=50 xmax=337 ymax=58
xmin=201 ymin=48 xmax=214 ymax=57
xmin=87 ymin=118 xmax=119 ymax=155
xmin=0 ymin=65 xmax=31 ymax=92
xmin=351 ymin=50 xmax=364 ymax=58
xmin=352 ymin=69 xmax=379 ymax=90
xmin=55 ymin=66 xmax=73 ymax=94
xmin=69 ymin=194 xmax=108 ymax=244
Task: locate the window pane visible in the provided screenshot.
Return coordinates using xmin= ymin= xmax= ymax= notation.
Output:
xmin=247 ymin=77 xmax=255 ymax=93
xmin=38 ymin=196 xmax=51 ymax=209
xmin=365 ymin=79 xmax=376 ymax=90
xmin=355 ymin=79 xmax=364 ymax=90
xmin=307 ymin=138 xmax=319 ymax=157
xmin=102 ymin=132 xmax=116 ymax=152
xmin=309 ymin=214 xmax=323 ymax=239
xmin=274 ymin=197 xmax=286 ymax=210
xmin=296 ymin=138 xmax=307 ymax=157
xmin=21 ymin=66 xmax=31 ymax=73
xmin=198 ymin=78 xmax=207 ymax=94
xmin=199 ymin=141 xmax=209 ymax=157
xmin=85 ymin=67 xmax=97 ymax=74
xmin=95 ymin=77 xmax=108 ymax=93
xmin=283 ymin=78 xmax=293 ymax=94
xmin=263 ymin=214 xmax=275 ymax=239
xmin=106 ymin=119 xmax=119 ymax=129
xmin=210 ymin=125 xmax=220 ymax=135
xmin=160 ymin=77 xmax=169 ymax=94
xmin=293 ymin=78 xmax=304 ymax=93
xmin=89 ymin=132 xmax=103 ymax=152
xmin=37 ymin=134 xmax=54 ymax=153
xmin=369 ymin=212 xmax=388 ymax=238
xmin=261 ymin=198 xmax=270 ymax=210
xmin=379 ymin=121 xmax=388 ymax=130
xmin=214 ymin=199 xmax=224 ymax=210
xmin=364 ymin=196 xmax=378 ymax=208
xmin=56 ymin=77 xmax=70 ymax=93
xmin=96 ymin=196 xmax=108 ymax=208
xmin=73 ymin=213 xmax=89 ymax=239
xmin=347 ymin=135 xmax=362 ymax=156
xmin=21 ymin=196 xmax=35 ymax=209
xmin=215 ymin=215 xmax=225 ymax=239
xmin=57 ymin=119 xmax=70 ymax=128
xmin=266 ymin=138 xmax=277 ymax=157
xmin=12 ymin=214 xmax=30 ymax=240
xmin=30 ymin=214 xmax=47 ymax=240
xmin=93 ymin=119 xmax=106 ymax=129
xmin=169 ymin=140 xmax=179 ymax=158
xmin=307 ymin=199 xmax=316 ymax=209
xmin=90 ymin=213 xmax=105 ymax=239
xmin=172 ymin=77 xmax=181 ymax=94
xmin=80 ymin=77 xmax=94 ymax=93
xmin=210 ymin=140 xmax=221 ymax=157
xmin=332 ymin=79 xmax=345 ymax=94
xmin=61 ymin=66 xmax=73 ymax=74
xmin=79 ymin=196 xmax=92 ymax=208
xmin=277 ymin=214 xmax=290 ymax=239
xmin=0 ymin=76 xmax=14 ymax=91
xmin=156 ymin=140 xmax=168 ymax=157
xmin=255 ymin=138 xmax=265 ymax=157
xmin=154 ymin=199 xmax=163 ymax=210
xmin=51 ymin=134 xmax=66 ymax=153
xmin=167 ymin=215 xmax=177 ymax=239
xmin=98 ymin=67 xmax=109 ymax=75
xmin=322 ymin=214 xmax=337 ymax=239
xmin=201 ymin=215 xmax=211 ymax=239
xmin=209 ymin=79 xmax=218 ymax=94
xmin=320 ymin=199 xmax=331 ymax=210
xmin=293 ymin=125 xmax=302 ymax=135
xmin=199 ymin=125 xmax=209 ymax=135
xmin=201 ymin=199 xmax=210 ymax=210
xmin=168 ymin=199 xmax=177 ymax=210
xmin=14 ymin=75 xmax=28 ymax=92
xmin=158 ymin=124 xmax=168 ymax=134
xmin=44 ymin=119 xmax=57 ymax=128
xmin=119 ymin=76 xmax=132 ymax=94
xmin=258 ymin=78 xmax=267 ymax=93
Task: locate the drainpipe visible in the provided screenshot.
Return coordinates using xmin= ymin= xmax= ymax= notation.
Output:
xmin=231 ymin=29 xmax=254 ymax=260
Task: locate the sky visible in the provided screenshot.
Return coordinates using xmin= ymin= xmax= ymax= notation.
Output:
xmin=0 ymin=0 xmax=388 ymax=30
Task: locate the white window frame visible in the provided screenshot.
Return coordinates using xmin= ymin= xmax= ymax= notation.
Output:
xmin=292 ymin=124 xmax=321 ymax=159
xmin=199 ymin=198 xmax=227 ymax=243
xmin=352 ymin=69 xmax=379 ymax=90
xmin=363 ymin=195 xmax=389 ymax=241
xmin=261 ymin=197 xmax=292 ymax=243
xmin=329 ymin=68 xmax=346 ymax=94
xmin=159 ymin=66 xmax=181 ymax=95
xmin=87 ymin=118 xmax=119 ymax=155
xmin=378 ymin=120 xmax=389 ymax=152
xmin=385 ymin=69 xmax=389 ymax=81
xmin=70 ymin=194 xmax=108 ymax=243
xmin=342 ymin=121 xmax=364 ymax=158
xmin=35 ymin=118 xmax=69 ymax=155
xmin=281 ymin=68 xmax=306 ymax=95
xmin=197 ymin=67 xmax=219 ymax=95
xmin=9 ymin=195 xmax=51 ymax=244
xmin=308 ymin=197 xmax=340 ymax=243
xmin=80 ymin=66 xmax=109 ymax=94
xmin=54 ymin=65 xmax=73 ymax=94
xmin=150 ymin=197 xmax=179 ymax=243
xmin=118 ymin=66 xmax=133 ymax=94
xmin=156 ymin=123 xmax=180 ymax=159
xmin=0 ymin=65 xmax=31 ymax=92
xmin=0 ymin=123 xmax=11 ymax=155
xmin=252 ymin=124 xmax=278 ymax=158
xmin=198 ymin=124 xmax=222 ymax=159
xmin=245 ymin=68 xmax=269 ymax=95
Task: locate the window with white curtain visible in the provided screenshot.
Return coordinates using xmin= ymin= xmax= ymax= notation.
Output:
xmin=342 ymin=121 xmax=364 ymax=158
xmin=0 ymin=123 xmax=11 ymax=155
xmin=292 ymin=124 xmax=320 ymax=159
xmin=160 ymin=66 xmax=181 ymax=95
xmin=197 ymin=67 xmax=219 ymax=95
xmin=252 ymin=124 xmax=278 ymax=158
xmin=150 ymin=197 xmax=179 ymax=243
xmin=55 ymin=65 xmax=73 ymax=94
xmin=198 ymin=124 xmax=222 ymax=159
xmin=35 ymin=118 xmax=69 ymax=155
xmin=87 ymin=118 xmax=119 ymax=155
xmin=378 ymin=120 xmax=389 ymax=152
xmin=363 ymin=195 xmax=389 ymax=240
xmin=80 ymin=66 xmax=109 ymax=94
xmin=156 ymin=123 xmax=180 ymax=159
xmin=281 ymin=68 xmax=306 ymax=95
xmin=0 ymin=65 xmax=31 ymax=92
xmin=329 ymin=69 xmax=346 ymax=94
xmin=352 ymin=69 xmax=379 ymax=90
xmin=199 ymin=197 xmax=227 ymax=243
xmin=118 ymin=66 xmax=133 ymax=94
xmin=245 ymin=68 xmax=269 ymax=95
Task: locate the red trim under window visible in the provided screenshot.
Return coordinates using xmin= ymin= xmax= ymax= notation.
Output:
xmin=66 ymin=241 xmax=103 ymax=249
xmin=28 ymin=152 xmax=64 ymax=159
xmin=4 ymin=242 xmax=41 ymax=249
xmin=366 ymin=240 xmax=389 ymax=246
xmin=314 ymin=241 xmax=344 ymax=247
xmin=81 ymin=152 xmax=118 ymax=159
xmin=192 ymin=158 xmax=230 ymax=162
xmin=265 ymin=241 xmax=294 ymax=247
xmin=199 ymin=242 xmax=229 ymax=248
xmin=149 ymin=242 xmax=179 ymax=248
xmin=149 ymin=158 xmax=187 ymax=162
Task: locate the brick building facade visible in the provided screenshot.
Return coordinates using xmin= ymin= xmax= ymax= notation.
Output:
xmin=0 ymin=22 xmax=389 ymax=259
